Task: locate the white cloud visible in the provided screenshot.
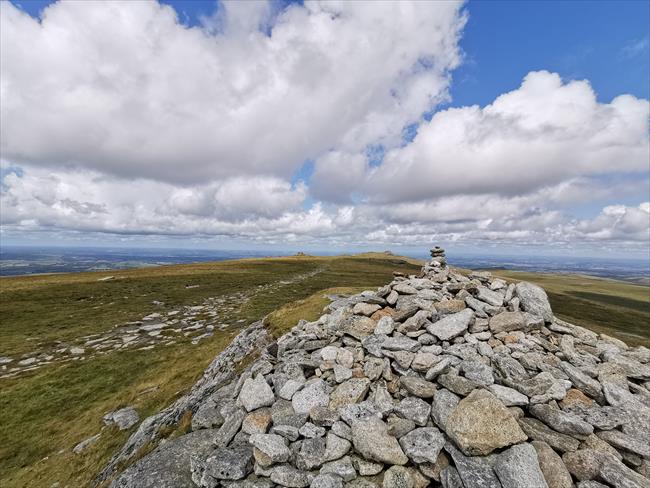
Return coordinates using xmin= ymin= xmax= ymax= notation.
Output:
xmin=1 ymin=2 xmax=648 ymax=254
xmin=0 ymin=0 xmax=466 ymax=183
xmin=352 ymin=71 xmax=648 ymax=203
xmin=2 ymin=164 xmax=648 ymax=253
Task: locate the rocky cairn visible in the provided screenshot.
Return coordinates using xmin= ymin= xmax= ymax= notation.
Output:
xmin=111 ymin=248 xmax=650 ymax=488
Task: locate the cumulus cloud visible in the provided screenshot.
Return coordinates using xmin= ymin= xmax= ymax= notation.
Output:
xmin=2 ymin=164 xmax=648 ymax=253
xmin=0 ymin=0 xmax=465 ymax=183
xmin=1 ymin=1 xmax=648 ymax=254
xmin=317 ymin=71 xmax=649 ymax=203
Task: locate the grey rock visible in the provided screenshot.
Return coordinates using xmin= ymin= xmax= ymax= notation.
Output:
xmin=440 ymin=466 xmax=464 ymax=488
xmin=393 ymin=283 xmax=418 ymax=295
xmin=393 ymin=305 xmax=419 ymax=323
xmin=339 ymin=402 xmax=380 ymax=425
xmin=400 ymin=377 xmax=436 ymax=399
xmin=559 ymin=362 xmax=603 ymax=400
xmin=297 ymin=436 xmax=327 ymax=470
xmin=375 ymin=317 xmax=395 ymax=335
xmin=410 ymin=352 xmax=438 ymax=372
xmin=310 ymin=406 xmax=340 ymax=427
xmin=582 ymin=405 xmax=627 ymax=430
xmin=113 ymin=431 xmax=219 ymax=488
xmin=238 ymin=375 xmax=275 ymax=412
xmin=444 ymin=442 xmax=501 ymax=488
xmin=400 ymin=310 xmax=432 ymax=333
xmin=493 ymin=354 xmax=529 ymax=382
xmin=216 ymin=408 xmax=247 ymax=447
xmin=272 ymin=400 xmax=308 ymax=429
xmin=280 ymin=379 xmax=305 ymax=401
xmin=426 ymin=309 xmax=474 ymax=341
xmin=334 ymin=364 xmax=352 ymax=383
xmin=293 ymin=379 xmax=330 ymax=414
xmin=494 ymin=443 xmax=548 ymax=488
xmin=351 ymin=456 xmax=383 ymax=476
xmin=532 ymin=440 xmax=573 ymax=488
xmin=581 ymin=433 xmax=623 ymax=460
xmin=530 ymin=404 xmax=594 ymax=437
xmin=430 ymin=388 xmax=460 ymax=430
xmin=460 ymin=359 xmax=494 ymax=386
xmin=437 ymin=371 xmax=479 ymax=396
xmin=330 ymin=378 xmax=370 ymax=410
xmin=351 ymin=417 xmax=408 ymax=465
xmin=332 ymin=420 xmax=352 ymax=441
xmin=516 ymin=282 xmax=553 ymax=322
xmin=299 ymin=422 xmax=326 ymax=438
xmin=272 ymin=425 xmax=300 ymax=441
xmin=476 ymin=286 xmax=504 ymax=307
xmin=270 ymin=464 xmax=315 ymax=488
xmin=487 ymin=384 xmax=529 ymax=406
xmin=386 ymin=290 xmax=399 ymax=306
xmin=353 ymin=303 xmax=382 ymax=316
xmin=104 ymin=407 xmax=140 ymax=430
xmin=387 ymin=416 xmax=416 ymax=438
xmin=363 ymin=357 xmax=385 ymax=381
xmin=489 ymin=311 xmax=542 ymax=334
xmin=446 ymin=389 xmax=527 ymax=456
xmin=382 ymin=466 xmax=414 ymax=488
xmin=192 ymin=400 xmax=225 ymax=431
xmin=311 ymin=474 xmax=343 ymax=488
xmin=518 ymin=418 xmax=580 ymax=452
xmin=398 ymin=427 xmax=445 ymax=464
xmin=249 ymin=434 xmax=291 ymax=466
xmin=563 ymin=448 xmax=650 ymax=488
xmin=596 ymin=430 xmax=650 ymax=459
xmin=222 ymin=479 xmax=274 ymax=488
xmin=323 ymin=433 xmax=352 ymax=461
xmin=382 ymin=336 xmax=421 ymax=352
xmin=394 ymin=397 xmax=431 ymax=427
xmin=425 ymin=357 xmax=453 ymax=381
xmin=320 ymin=456 xmax=356 ymax=481
xmin=196 ymin=444 xmax=254 ymax=484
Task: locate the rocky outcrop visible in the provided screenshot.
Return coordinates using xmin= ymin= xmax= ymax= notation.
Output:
xmin=104 ymin=248 xmax=650 ymax=488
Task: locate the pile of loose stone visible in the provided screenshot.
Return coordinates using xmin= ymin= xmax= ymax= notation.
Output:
xmin=113 ymin=248 xmax=650 ymax=488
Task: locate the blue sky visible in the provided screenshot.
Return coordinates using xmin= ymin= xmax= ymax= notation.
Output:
xmin=2 ymin=0 xmax=649 ymax=256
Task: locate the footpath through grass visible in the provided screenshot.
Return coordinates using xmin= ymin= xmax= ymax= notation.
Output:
xmin=0 ymin=253 xmax=421 ymax=488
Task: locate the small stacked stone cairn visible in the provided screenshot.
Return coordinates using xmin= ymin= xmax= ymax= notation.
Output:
xmin=110 ymin=249 xmax=650 ymax=488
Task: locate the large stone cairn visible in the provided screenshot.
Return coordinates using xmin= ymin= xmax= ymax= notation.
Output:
xmin=112 ymin=247 xmax=650 ymax=488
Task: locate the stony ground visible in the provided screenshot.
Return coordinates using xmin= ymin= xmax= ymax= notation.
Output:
xmin=104 ymin=251 xmax=650 ymax=488
xmin=0 ymin=268 xmax=324 ymax=378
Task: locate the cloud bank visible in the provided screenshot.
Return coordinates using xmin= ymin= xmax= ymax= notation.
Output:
xmin=1 ymin=0 xmax=648 ymax=254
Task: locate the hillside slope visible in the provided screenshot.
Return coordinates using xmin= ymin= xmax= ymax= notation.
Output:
xmin=0 ymin=254 xmax=421 ymax=488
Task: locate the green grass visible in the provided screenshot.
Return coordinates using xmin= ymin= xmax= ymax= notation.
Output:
xmin=0 ymin=253 xmax=421 ymax=488
xmin=493 ymin=270 xmax=650 ymax=346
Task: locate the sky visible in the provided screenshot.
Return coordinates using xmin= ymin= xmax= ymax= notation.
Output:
xmin=1 ymin=0 xmax=649 ymax=257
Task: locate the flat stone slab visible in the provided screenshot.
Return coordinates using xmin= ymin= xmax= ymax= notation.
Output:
xmin=110 ymin=430 xmax=219 ymax=488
